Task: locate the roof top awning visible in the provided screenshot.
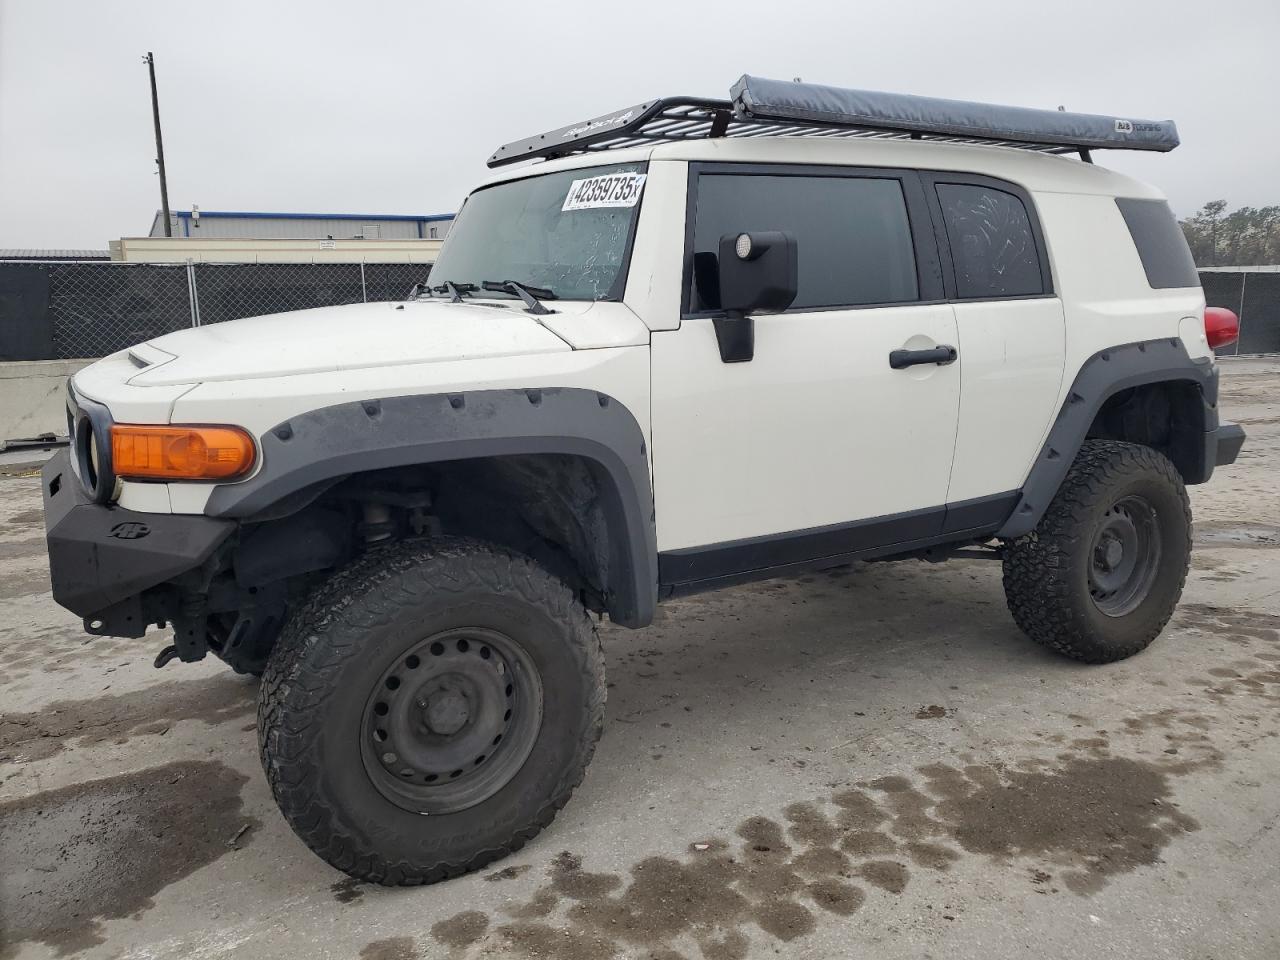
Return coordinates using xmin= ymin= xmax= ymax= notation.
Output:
xmin=487 ymin=75 xmax=1179 ymax=168
xmin=731 ymin=76 xmax=1179 ymax=153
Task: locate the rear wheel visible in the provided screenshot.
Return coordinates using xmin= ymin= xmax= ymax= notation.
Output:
xmin=1002 ymin=440 xmax=1191 ymax=663
xmin=258 ymin=537 xmax=605 ymax=885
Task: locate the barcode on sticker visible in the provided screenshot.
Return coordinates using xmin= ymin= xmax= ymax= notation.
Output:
xmin=562 ymin=173 xmax=647 ymax=211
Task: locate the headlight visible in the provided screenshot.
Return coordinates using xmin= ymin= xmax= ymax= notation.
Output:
xmin=88 ymin=429 xmax=102 ymax=479
xmin=71 ymin=400 xmax=115 ymax=503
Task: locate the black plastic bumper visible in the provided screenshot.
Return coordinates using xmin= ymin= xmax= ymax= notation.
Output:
xmin=42 ymin=450 xmax=235 ymax=621
xmin=1213 ymin=422 xmax=1246 ymax=467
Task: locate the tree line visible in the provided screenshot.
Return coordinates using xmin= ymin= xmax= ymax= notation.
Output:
xmin=1180 ymin=201 xmax=1280 ymax=267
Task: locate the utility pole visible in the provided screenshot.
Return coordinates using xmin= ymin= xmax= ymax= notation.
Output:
xmin=144 ymin=52 xmax=172 ymax=237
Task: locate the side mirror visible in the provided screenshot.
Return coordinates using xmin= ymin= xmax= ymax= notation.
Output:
xmin=713 ymin=231 xmax=798 ymax=362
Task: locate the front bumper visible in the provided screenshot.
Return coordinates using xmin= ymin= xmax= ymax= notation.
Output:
xmin=42 ymin=449 xmax=235 ymax=625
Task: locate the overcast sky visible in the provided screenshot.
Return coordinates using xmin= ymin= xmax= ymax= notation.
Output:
xmin=1 ymin=0 xmax=1277 ymax=249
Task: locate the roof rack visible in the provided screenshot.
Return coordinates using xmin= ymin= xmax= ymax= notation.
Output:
xmin=486 ymin=75 xmax=1179 ymax=168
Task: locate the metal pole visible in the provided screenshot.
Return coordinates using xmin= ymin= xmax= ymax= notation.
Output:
xmin=1235 ymin=272 xmax=1248 ymax=356
xmin=185 ymin=262 xmax=196 ymax=327
xmin=144 ymin=52 xmax=172 ymax=237
xmin=186 ymin=260 xmax=202 ymax=327
xmin=360 ymin=261 xmax=368 ymax=302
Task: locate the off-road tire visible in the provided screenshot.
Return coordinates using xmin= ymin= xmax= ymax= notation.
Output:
xmin=257 ymin=536 xmax=605 ymax=885
xmin=1002 ymin=440 xmax=1191 ymax=663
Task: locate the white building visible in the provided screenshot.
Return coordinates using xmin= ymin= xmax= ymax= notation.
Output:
xmin=148 ymin=209 xmax=454 ymax=240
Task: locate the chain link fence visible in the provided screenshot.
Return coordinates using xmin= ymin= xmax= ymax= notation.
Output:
xmin=191 ymin=263 xmax=363 ymax=326
xmin=1200 ymin=269 xmax=1280 ymax=356
xmin=3 ymin=259 xmax=1277 ymax=362
xmin=47 ymin=263 xmax=194 ymax=360
xmin=0 ymin=260 xmax=432 ymax=361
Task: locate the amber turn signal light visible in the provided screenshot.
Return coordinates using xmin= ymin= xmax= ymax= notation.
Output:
xmin=111 ymin=424 xmax=256 ymax=481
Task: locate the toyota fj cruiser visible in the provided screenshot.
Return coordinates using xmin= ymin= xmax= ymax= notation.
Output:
xmin=44 ymin=76 xmax=1246 ymax=884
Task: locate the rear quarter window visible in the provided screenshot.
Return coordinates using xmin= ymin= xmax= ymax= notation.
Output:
xmin=1115 ymin=198 xmax=1200 ymax=290
xmin=935 ymin=183 xmax=1045 ymax=299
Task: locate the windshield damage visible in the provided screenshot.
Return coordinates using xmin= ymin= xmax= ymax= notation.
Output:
xmin=423 ymin=162 xmax=647 ymax=305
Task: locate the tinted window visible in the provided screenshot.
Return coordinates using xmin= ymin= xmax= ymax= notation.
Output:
xmin=690 ymin=174 xmax=918 ymax=311
xmin=936 ymin=183 xmax=1044 ymax=299
xmin=1115 ymin=198 xmax=1200 ymax=289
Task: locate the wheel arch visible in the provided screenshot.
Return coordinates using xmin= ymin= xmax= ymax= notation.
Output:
xmin=998 ymin=338 xmax=1218 ymax=540
xmin=206 ymin=388 xmax=657 ymax=627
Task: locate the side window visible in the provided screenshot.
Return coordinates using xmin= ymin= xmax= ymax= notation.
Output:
xmin=1115 ymin=198 xmax=1200 ymax=289
xmin=689 ymin=174 xmax=919 ymax=312
xmin=936 ymin=183 xmax=1044 ymax=299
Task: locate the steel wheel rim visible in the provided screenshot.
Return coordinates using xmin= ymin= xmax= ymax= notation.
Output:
xmin=1088 ymin=494 xmax=1162 ymax=618
xmin=359 ymin=626 xmax=543 ymax=814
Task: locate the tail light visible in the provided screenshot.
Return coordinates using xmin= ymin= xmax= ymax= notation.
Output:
xmin=1204 ymin=307 xmax=1239 ymax=350
xmin=111 ymin=424 xmax=256 ymax=481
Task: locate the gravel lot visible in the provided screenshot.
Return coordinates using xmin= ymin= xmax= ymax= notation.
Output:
xmin=2 ymin=359 xmax=1278 ymax=960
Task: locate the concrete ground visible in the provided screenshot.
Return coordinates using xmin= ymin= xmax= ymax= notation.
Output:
xmin=2 ymin=359 xmax=1278 ymax=960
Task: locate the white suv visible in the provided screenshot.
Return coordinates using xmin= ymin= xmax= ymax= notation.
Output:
xmin=43 ymin=76 xmax=1245 ymax=884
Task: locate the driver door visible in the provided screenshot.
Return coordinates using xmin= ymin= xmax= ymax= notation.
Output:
xmin=651 ymin=165 xmax=962 ymax=587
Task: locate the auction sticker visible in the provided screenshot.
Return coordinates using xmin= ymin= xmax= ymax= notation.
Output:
xmin=562 ymin=173 xmax=647 ymax=211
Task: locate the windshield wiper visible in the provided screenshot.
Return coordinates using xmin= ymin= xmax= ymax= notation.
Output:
xmin=431 ymin=280 xmax=478 ymax=303
xmin=481 ymin=279 xmax=556 ymax=315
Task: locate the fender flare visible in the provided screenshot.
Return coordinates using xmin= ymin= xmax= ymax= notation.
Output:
xmin=997 ymin=337 xmax=1219 ymax=540
xmin=205 ymin=388 xmax=658 ymax=627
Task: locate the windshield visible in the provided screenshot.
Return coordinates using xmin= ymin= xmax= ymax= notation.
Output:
xmin=429 ymin=161 xmax=647 ymax=302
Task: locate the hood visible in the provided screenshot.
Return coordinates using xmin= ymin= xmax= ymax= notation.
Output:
xmin=128 ymin=300 xmax=573 ymax=386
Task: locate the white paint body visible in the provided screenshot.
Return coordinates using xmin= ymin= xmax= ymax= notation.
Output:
xmin=650 ymin=304 xmax=960 ymax=549
xmin=70 ymin=135 xmax=1207 ymax=554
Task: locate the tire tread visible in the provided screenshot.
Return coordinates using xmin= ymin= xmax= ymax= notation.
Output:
xmin=1002 ymin=440 xmax=1191 ymax=664
xmin=257 ymin=536 xmax=604 ymax=886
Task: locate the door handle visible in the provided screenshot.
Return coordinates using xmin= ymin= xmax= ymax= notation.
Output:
xmin=889 ymin=344 xmax=958 ymax=370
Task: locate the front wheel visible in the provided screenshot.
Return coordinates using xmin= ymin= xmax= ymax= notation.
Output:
xmin=1002 ymin=440 xmax=1191 ymax=663
xmin=258 ymin=537 xmax=605 ymax=885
